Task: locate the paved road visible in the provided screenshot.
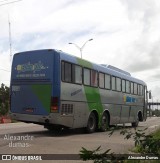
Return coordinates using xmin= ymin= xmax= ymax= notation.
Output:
xmin=0 ymin=117 xmax=160 ymax=162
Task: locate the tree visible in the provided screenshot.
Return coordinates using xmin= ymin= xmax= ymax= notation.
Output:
xmin=152 ymin=109 xmax=160 ymax=117
xmin=0 ymin=83 xmax=10 ymax=116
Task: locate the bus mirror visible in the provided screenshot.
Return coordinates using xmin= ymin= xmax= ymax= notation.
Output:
xmin=149 ymin=91 xmax=152 ymax=99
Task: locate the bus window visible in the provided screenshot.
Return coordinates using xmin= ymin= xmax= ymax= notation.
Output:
xmin=62 ymin=61 xmax=72 ymax=82
xmin=99 ymin=72 xmax=105 ymax=88
xmin=84 ymin=68 xmax=90 ymax=86
xmin=91 ymin=70 xmax=98 ymax=87
xmin=141 ymin=85 xmax=144 ymax=96
xmin=61 ymin=61 xmax=65 ymax=81
xmin=139 ymin=85 xmax=143 ymax=96
xmin=122 ymin=79 xmax=126 ymax=92
xmin=134 ymin=83 xmax=138 ymax=94
xmin=126 ymin=80 xmax=130 ymax=93
xmin=138 ymin=85 xmax=140 ymax=95
xmin=145 ymin=86 xmax=148 ymax=101
xmin=105 ymin=74 xmax=111 ymax=89
xmin=73 ymin=65 xmax=82 ymax=84
xmin=116 ymin=77 xmax=121 ymax=91
xmin=112 ymin=76 xmax=116 ymax=90
xmin=131 ymin=82 xmax=134 ymax=94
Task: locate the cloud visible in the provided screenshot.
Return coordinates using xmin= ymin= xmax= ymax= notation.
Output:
xmin=0 ymin=0 xmax=160 ymax=100
xmin=123 ymin=38 xmax=160 ymax=73
xmin=151 ymin=85 xmax=160 ymax=102
xmin=0 ymin=50 xmax=11 ymax=85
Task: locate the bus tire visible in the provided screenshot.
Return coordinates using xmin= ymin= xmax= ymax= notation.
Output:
xmin=132 ymin=113 xmax=140 ymax=127
xmin=86 ymin=112 xmax=97 ymax=133
xmin=131 ymin=119 xmax=139 ymax=127
xmin=100 ymin=112 xmax=109 ymax=132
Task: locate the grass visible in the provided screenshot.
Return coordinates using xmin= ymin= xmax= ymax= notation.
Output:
xmin=126 ymin=129 xmax=160 ymax=163
xmin=152 ymin=128 xmax=160 ymax=139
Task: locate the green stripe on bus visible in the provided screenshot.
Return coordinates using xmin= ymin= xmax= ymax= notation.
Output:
xmin=77 ymin=58 xmax=103 ymax=126
xmin=84 ymin=86 xmax=103 ymax=111
xmin=31 ymin=84 xmax=51 ymax=113
xmin=77 ymin=58 xmax=92 ymax=68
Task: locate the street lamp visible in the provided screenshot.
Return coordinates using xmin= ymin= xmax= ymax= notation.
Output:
xmin=69 ymin=38 xmax=93 ymax=59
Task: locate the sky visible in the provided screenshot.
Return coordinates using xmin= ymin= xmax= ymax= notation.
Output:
xmin=0 ymin=0 xmax=160 ymax=104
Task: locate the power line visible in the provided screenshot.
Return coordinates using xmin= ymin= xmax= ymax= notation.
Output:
xmin=0 ymin=0 xmax=22 ymax=6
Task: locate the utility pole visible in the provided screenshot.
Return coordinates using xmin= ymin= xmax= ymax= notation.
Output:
xmin=69 ymin=38 xmax=93 ymax=59
xmin=8 ymin=14 xmax=12 ymax=62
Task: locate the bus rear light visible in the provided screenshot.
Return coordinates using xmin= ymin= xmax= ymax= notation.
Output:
xmin=51 ymin=106 xmax=58 ymax=111
xmin=50 ymin=97 xmax=59 ymax=113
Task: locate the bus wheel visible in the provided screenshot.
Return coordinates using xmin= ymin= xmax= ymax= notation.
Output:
xmin=131 ymin=118 xmax=139 ymax=127
xmin=86 ymin=112 xmax=97 ymax=133
xmin=100 ymin=112 xmax=109 ymax=132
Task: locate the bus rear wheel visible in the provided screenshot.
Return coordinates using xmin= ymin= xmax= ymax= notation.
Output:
xmin=86 ymin=112 xmax=97 ymax=133
xmin=100 ymin=112 xmax=109 ymax=132
xmin=132 ymin=113 xmax=141 ymax=127
xmin=131 ymin=117 xmax=139 ymax=127
xmin=131 ymin=120 xmax=139 ymax=127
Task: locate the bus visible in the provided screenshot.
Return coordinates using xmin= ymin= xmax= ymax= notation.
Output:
xmin=10 ymin=49 xmax=150 ymax=133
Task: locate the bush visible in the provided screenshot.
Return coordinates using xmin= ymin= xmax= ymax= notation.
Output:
xmin=120 ymin=128 xmax=160 ymax=155
xmin=80 ymin=127 xmax=160 ymax=162
xmin=0 ymin=83 xmax=10 ymax=116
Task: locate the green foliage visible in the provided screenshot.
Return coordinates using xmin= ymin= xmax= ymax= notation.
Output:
xmin=79 ymin=127 xmax=160 ymax=162
xmin=80 ymin=146 xmax=115 ymax=163
xmin=153 ymin=128 xmax=160 ymax=139
xmin=152 ymin=109 xmax=160 ymax=117
xmin=120 ymin=128 xmax=147 ymax=147
xmin=120 ymin=128 xmax=160 ymax=155
xmin=0 ymin=83 xmax=10 ymax=116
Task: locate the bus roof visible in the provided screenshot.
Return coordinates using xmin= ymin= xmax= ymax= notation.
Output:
xmin=13 ymin=49 xmax=146 ymax=86
xmin=59 ymin=50 xmax=146 ymax=86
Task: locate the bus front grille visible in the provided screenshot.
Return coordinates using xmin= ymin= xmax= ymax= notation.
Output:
xmin=61 ymin=104 xmax=73 ymax=115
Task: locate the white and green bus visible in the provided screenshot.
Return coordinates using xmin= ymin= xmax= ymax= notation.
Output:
xmin=10 ymin=49 xmax=149 ymax=133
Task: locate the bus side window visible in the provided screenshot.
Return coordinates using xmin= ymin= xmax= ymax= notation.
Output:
xmin=105 ymin=74 xmax=111 ymax=89
xmin=126 ymin=80 xmax=130 ymax=93
xmin=134 ymin=83 xmax=138 ymax=95
xmin=131 ymin=82 xmax=134 ymax=94
xmin=91 ymin=70 xmax=98 ymax=87
xmin=116 ymin=77 xmax=121 ymax=91
xmin=83 ymin=68 xmax=90 ymax=86
xmin=99 ymin=72 xmax=105 ymax=88
xmin=61 ymin=61 xmax=72 ymax=83
xmin=61 ymin=61 xmax=65 ymax=81
xmin=141 ymin=85 xmax=144 ymax=96
xmin=122 ymin=79 xmax=126 ymax=92
xmin=138 ymin=85 xmax=143 ymax=96
xmin=138 ymin=85 xmax=141 ymax=95
xmin=112 ymin=76 xmax=116 ymax=90
xmin=145 ymin=86 xmax=147 ymax=101
xmin=73 ymin=65 xmax=82 ymax=84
